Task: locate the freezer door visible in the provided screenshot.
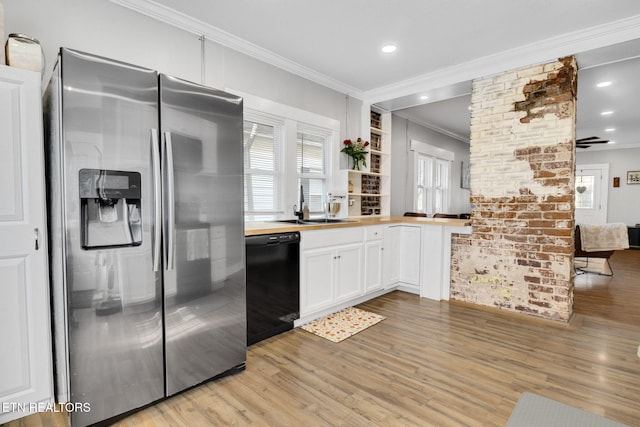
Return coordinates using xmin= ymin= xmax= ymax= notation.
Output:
xmin=159 ymin=74 xmax=246 ymax=395
xmin=56 ymin=49 xmax=164 ymax=426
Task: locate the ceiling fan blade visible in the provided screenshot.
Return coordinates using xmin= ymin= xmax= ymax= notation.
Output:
xmin=576 ymin=136 xmax=601 ymax=142
xmin=576 ymin=145 xmax=590 ymax=148
xmin=577 ymin=140 xmax=609 ymax=144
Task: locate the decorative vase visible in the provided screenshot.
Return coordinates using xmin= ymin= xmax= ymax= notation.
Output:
xmin=351 ymin=157 xmax=361 ymax=170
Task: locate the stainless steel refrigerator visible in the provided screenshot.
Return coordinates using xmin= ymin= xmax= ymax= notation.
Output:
xmin=44 ymin=48 xmax=246 ymax=426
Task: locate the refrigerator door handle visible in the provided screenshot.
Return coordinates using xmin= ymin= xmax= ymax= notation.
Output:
xmin=163 ymin=131 xmax=176 ymax=271
xmin=151 ymin=129 xmax=162 ymax=272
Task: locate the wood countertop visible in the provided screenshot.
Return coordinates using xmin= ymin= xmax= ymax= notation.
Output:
xmin=244 ymin=216 xmax=471 ymax=236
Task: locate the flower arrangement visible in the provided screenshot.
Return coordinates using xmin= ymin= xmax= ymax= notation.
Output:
xmin=341 ymin=138 xmax=369 ymax=170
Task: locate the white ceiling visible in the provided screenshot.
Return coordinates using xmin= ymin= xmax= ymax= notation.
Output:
xmin=394 ymin=43 xmax=640 ymax=151
xmin=117 ymin=0 xmax=640 ymax=151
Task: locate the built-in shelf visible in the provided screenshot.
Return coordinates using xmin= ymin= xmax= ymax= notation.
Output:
xmin=348 ymin=170 xmax=383 ymax=177
xmin=369 ymin=149 xmax=388 ymax=156
xmin=346 ymin=107 xmax=391 ymax=217
xmin=348 ymin=193 xmax=383 ymax=197
xmin=370 ymin=126 xmax=390 ymax=135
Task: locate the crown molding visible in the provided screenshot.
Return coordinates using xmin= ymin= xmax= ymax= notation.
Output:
xmin=109 ymin=0 xmax=364 ymax=98
xmin=110 ymin=1 xmax=640 ymax=108
xmin=363 ymin=14 xmax=640 ymax=105
xmin=394 ymin=111 xmax=469 ymax=144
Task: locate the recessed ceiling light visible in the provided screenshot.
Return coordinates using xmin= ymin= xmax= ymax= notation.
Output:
xmin=420 ymin=95 xmax=429 ymax=100
xmin=608 ymin=140 xmax=616 ymax=144
xmin=596 ymin=81 xmax=612 ymax=88
xmin=381 ymin=44 xmax=397 ymax=54
xmin=601 ymin=111 xmax=614 ymax=116
xmin=605 ymin=127 xmax=616 ymax=132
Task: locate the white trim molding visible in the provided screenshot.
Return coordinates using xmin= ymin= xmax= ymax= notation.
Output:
xmin=110 ymin=0 xmax=640 ymax=108
xmin=363 ymin=14 xmax=640 ymax=105
xmin=410 ymin=140 xmax=455 ymax=161
xmin=109 ymin=0 xmax=363 ymax=98
xmin=394 ymin=111 xmax=469 ymax=144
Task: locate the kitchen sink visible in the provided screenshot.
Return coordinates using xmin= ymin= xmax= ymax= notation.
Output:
xmin=275 ymin=218 xmax=355 ymax=225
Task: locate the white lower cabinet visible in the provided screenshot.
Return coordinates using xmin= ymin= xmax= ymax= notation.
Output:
xmin=300 ymin=228 xmax=364 ymax=317
xmin=399 ymin=225 xmax=422 ymax=288
xmin=298 ymin=221 xmax=466 ymax=323
xmin=364 ymin=226 xmax=385 ymax=292
xmin=302 ymin=247 xmax=336 ymax=314
xmin=383 ymin=226 xmax=401 ymax=286
xmin=334 ymin=244 xmax=364 ymax=302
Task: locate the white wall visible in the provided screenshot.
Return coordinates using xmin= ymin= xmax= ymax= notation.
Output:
xmin=391 ymin=114 xmax=472 ymax=216
xmin=3 ymin=0 xmax=358 ymax=134
xmin=576 ymin=147 xmax=640 ymax=226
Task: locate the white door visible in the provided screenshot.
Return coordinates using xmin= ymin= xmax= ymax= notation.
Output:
xmin=575 ymin=164 xmax=609 ymax=225
xmin=0 ymin=66 xmax=53 ymax=423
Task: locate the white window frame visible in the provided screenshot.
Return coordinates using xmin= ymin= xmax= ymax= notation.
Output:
xmin=232 ymin=90 xmax=340 ymax=221
xmin=297 ymin=123 xmax=331 ymax=215
xmin=410 ymin=140 xmax=454 ymax=216
xmin=243 ymin=111 xmax=285 ymax=221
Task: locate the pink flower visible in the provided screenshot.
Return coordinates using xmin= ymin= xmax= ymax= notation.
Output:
xmin=364 ymin=141 xmax=370 ymax=147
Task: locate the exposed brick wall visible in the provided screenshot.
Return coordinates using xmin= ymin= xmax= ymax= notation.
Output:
xmin=450 ymin=57 xmax=576 ymax=321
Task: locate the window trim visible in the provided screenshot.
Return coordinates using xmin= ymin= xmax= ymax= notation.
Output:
xmin=243 ymin=111 xmax=285 ymax=218
xmin=411 ymin=139 xmax=454 ymax=216
xmin=232 ymin=90 xmax=340 ymax=221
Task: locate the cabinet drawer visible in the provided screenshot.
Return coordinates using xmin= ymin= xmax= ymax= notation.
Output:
xmin=301 ymin=227 xmax=364 ymax=250
xmin=365 ymin=226 xmax=384 ymax=241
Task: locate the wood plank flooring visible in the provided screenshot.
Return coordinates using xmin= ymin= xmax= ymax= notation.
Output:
xmin=5 ymin=250 xmax=640 ymax=426
xmin=574 ymin=249 xmax=640 ymax=325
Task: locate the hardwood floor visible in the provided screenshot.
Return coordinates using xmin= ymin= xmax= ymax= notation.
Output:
xmin=574 ymin=248 xmax=640 ymax=325
xmin=6 ymin=250 xmax=640 ymax=426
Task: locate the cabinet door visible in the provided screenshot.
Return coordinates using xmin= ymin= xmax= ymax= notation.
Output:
xmin=0 ymin=66 xmax=53 ymax=424
xmin=301 ymin=247 xmax=335 ymax=315
xmin=383 ymin=226 xmax=401 ymax=285
xmin=400 ymin=226 xmax=422 ymax=285
xmin=335 ymin=243 xmax=363 ymax=302
xmin=364 ymin=240 xmax=383 ymax=292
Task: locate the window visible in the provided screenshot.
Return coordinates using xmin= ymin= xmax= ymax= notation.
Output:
xmin=575 ymin=175 xmax=595 ymax=209
xmin=239 ymin=92 xmax=339 ymax=222
xmin=243 ymin=117 xmax=283 ymax=221
xmin=411 ymin=140 xmax=453 ymax=216
xmin=297 ymin=127 xmax=328 ymax=214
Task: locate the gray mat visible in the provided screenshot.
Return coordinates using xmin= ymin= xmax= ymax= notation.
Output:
xmin=506 ymin=392 xmax=629 ymax=427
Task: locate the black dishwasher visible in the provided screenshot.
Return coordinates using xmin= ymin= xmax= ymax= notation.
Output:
xmin=245 ymin=232 xmax=300 ymax=345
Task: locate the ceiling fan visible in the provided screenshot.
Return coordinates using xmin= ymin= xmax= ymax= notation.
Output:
xmin=576 ymin=136 xmax=609 ymax=148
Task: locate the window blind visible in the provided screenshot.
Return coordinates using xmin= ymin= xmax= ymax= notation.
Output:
xmin=243 ymin=120 xmax=283 ymax=218
xmin=297 ymin=128 xmax=327 ymax=214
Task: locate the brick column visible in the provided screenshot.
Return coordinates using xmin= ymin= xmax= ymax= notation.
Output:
xmin=451 ymin=57 xmax=576 ymax=321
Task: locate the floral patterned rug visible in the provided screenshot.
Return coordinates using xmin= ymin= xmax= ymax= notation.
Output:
xmin=300 ymin=307 xmax=386 ymax=343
